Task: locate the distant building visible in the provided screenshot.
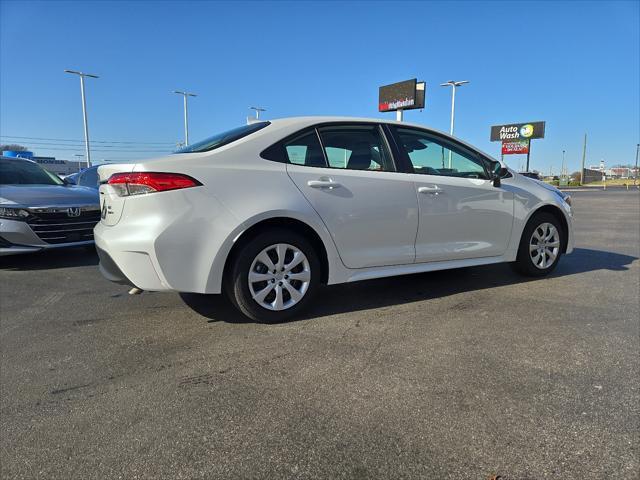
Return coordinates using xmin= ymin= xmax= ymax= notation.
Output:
xmin=583 ymin=168 xmax=603 ymax=184
xmin=2 ymin=150 xmax=84 ymax=176
xmin=588 ymin=165 xmax=639 ymax=179
xmin=34 ymin=157 xmax=85 ymax=175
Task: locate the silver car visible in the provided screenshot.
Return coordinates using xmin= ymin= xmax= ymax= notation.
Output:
xmin=0 ymin=156 xmax=100 ymax=256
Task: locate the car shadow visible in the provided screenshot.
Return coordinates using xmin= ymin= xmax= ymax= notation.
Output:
xmin=0 ymin=247 xmax=98 ymax=270
xmin=180 ymin=247 xmax=637 ymax=324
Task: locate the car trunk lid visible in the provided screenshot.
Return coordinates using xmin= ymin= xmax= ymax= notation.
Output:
xmin=98 ymin=163 xmax=134 ymax=226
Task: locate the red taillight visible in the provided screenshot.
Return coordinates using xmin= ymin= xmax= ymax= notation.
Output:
xmin=107 ymin=172 xmax=201 ymax=196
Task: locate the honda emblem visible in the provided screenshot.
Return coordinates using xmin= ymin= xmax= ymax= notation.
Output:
xmin=67 ymin=207 xmax=81 ymax=217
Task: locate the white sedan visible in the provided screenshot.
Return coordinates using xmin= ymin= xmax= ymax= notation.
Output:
xmin=95 ymin=117 xmax=573 ymax=322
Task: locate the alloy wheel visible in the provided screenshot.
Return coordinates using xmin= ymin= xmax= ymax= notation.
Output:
xmin=248 ymin=243 xmax=311 ymax=311
xmin=529 ymin=222 xmax=560 ymax=269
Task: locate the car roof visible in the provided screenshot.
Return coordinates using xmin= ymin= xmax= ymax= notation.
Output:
xmin=267 ymin=116 xmax=439 ymax=130
xmin=262 ymin=117 xmax=499 ymax=162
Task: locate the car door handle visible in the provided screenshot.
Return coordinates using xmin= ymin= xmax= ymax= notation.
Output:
xmin=418 ymin=186 xmax=443 ymax=194
xmin=307 ymin=180 xmax=341 ymax=189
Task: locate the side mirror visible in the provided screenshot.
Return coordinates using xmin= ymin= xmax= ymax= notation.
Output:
xmin=493 ymin=167 xmax=509 ymax=187
xmin=487 ymin=161 xmax=506 ymax=187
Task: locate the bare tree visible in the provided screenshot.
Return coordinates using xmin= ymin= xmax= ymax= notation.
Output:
xmin=1 ymin=144 xmax=29 ymax=152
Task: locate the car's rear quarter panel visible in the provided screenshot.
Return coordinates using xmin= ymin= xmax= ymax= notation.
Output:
xmin=98 ymin=135 xmax=342 ymax=294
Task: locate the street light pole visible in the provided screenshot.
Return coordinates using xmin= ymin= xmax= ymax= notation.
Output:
xmin=64 ymin=70 xmax=98 ymax=167
xmin=173 ymin=91 xmax=197 ymax=146
xmin=249 ymin=106 xmax=266 ymax=121
xmin=440 ymin=80 xmax=469 ymax=136
xmin=449 ymin=85 xmax=456 ymax=134
xmin=74 ymin=154 xmax=85 ymax=171
xmin=440 ymin=80 xmax=469 ymax=168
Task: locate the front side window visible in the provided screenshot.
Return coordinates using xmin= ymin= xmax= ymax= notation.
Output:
xmin=317 ymin=125 xmax=395 ymax=172
xmin=175 ymin=121 xmax=270 ymax=154
xmin=395 ymin=128 xmax=488 ymax=179
xmin=0 ymin=159 xmax=64 ymax=185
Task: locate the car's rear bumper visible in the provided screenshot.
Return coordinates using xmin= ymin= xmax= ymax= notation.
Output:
xmin=93 ymin=187 xmax=238 ymax=293
xmin=94 ymin=227 xmax=169 ymax=291
xmin=95 ymin=246 xmax=136 ymax=287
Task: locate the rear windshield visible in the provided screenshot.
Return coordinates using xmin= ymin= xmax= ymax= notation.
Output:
xmin=0 ymin=159 xmax=64 ymax=185
xmin=175 ymin=121 xmax=270 ymax=154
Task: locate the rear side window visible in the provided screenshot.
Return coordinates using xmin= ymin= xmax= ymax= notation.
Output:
xmin=175 ymin=122 xmax=270 ymax=154
xmin=283 ymin=131 xmax=326 ymax=167
xmin=317 ymin=125 xmax=395 ymax=172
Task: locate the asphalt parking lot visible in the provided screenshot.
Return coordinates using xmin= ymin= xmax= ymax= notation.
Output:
xmin=1 ymin=189 xmax=638 ymax=479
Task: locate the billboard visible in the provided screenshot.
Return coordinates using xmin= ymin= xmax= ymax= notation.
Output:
xmin=379 ymin=79 xmax=425 ymax=112
xmin=501 ymin=139 xmax=530 ymax=155
xmin=415 ymin=82 xmax=425 ymax=111
xmin=490 ymin=122 xmax=545 ymax=141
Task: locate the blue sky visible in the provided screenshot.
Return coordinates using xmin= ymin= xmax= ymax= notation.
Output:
xmin=1 ymin=0 xmax=638 ymax=173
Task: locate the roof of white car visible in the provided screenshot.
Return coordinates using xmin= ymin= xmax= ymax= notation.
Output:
xmin=266 ymin=116 xmax=439 ymax=131
xmin=263 ymin=117 xmax=497 ymax=162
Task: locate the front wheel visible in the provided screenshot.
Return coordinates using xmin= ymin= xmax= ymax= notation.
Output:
xmin=225 ymin=229 xmax=321 ymax=323
xmin=513 ymin=212 xmax=563 ymax=277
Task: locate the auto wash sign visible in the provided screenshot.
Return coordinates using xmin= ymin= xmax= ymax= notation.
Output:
xmin=491 ymin=121 xmax=545 ymax=165
xmin=490 ymin=121 xmax=545 ymax=141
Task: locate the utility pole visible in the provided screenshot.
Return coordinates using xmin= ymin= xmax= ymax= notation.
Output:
xmin=580 ymin=133 xmax=587 ymax=186
xmin=173 ymin=91 xmax=197 ymax=146
xmin=64 ymin=70 xmax=99 ymax=167
xmin=562 ymin=150 xmax=566 ymax=183
xmin=635 ymin=143 xmax=639 ymax=187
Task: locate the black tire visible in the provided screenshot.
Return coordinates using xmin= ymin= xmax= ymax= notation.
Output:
xmin=224 ymin=228 xmax=321 ymax=323
xmin=513 ymin=212 xmax=563 ymax=277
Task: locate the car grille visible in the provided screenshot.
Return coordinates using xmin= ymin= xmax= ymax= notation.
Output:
xmin=27 ymin=208 xmax=100 ymax=245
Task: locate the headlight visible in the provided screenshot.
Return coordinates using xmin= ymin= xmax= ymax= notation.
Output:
xmin=0 ymin=207 xmax=30 ymax=220
xmin=558 ymin=191 xmax=572 ymax=206
xmin=563 ymin=194 xmax=572 ymax=207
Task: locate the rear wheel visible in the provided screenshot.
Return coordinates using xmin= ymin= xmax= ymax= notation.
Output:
xmin=225 ymin=229 xmax=321 ymax=323
xmin=513 ymin=212 xmax=563 ymax=277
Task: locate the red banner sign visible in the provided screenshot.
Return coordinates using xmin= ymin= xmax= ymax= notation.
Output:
xmin=502 ymin=139 xmax=530 ymax=155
